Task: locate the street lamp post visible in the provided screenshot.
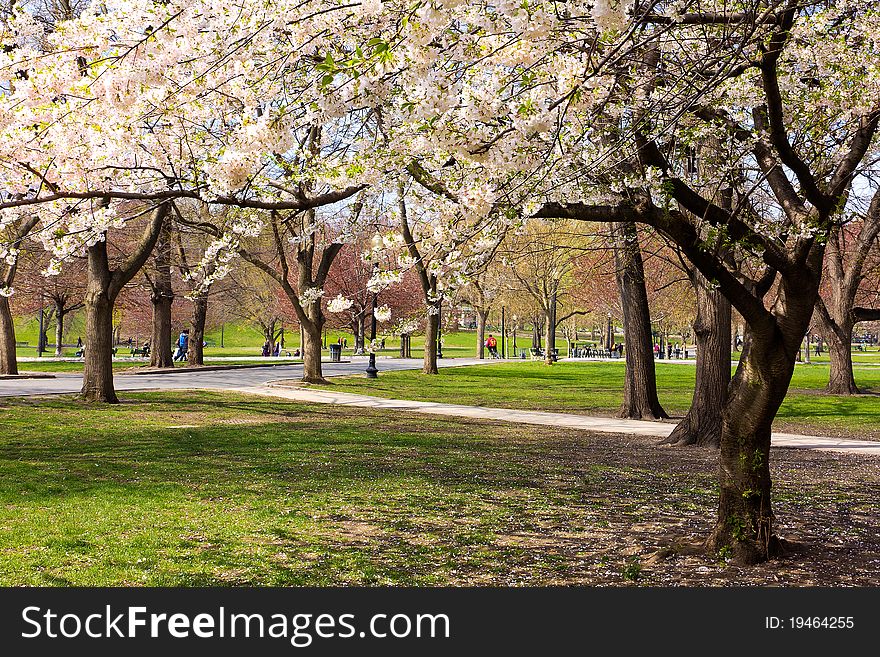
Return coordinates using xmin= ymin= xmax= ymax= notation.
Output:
xmin=365 ymin=253 xmax=380 ymax=378
xmin=501 ymin=306 xmax=506 ymax=359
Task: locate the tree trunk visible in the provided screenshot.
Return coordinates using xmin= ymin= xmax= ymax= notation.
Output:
xmin=150 ymin=217 xmax=174 ymax=367
xmin=423 ymin=307 xmax=439 ymax=374
xmin=707 ymin=335 xmax=792 ymax=564
xmin=612 ymin=222 xmax=667 ymax=419
xmin=55 ymin=305 xmax=65 ymax=357
xmin=301 ymin=301 xmax=326 ymax=383
xmin=82 ymin=268 xmax=118 ymax=403
xmin=476 ymin=308 xmax=488 ymax=358
xmin=824 ymin=322 xmax=858 ymax=394
xmin=0 ymin=295 xmax=18 ymax=375
xmin=301 ymin=322 xmax=325 ymax=383
xmin=187 ymin=293 xmax=208 ymax=366
xmin=662 ymin=272 xmax=731 ymax=447
xmin=80 ymin=205 xmax=169 ymax=402
xmin=150 ymin=292 xmax=174 ymax=367
xmin=353 ymin=310 xmax=366 ymax=354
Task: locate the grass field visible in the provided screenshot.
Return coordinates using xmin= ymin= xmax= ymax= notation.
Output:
xmin=14 ymin=313 xmax=486 ymax=362
xmin=1 ymin=390 xmax=877 ymax=586
xmin=314 ymin=361 xmax=880 ymax=440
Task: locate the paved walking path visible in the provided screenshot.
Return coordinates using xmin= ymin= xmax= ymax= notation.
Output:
xmin=232 ymin=384 xmax=880 ymax=457
xmin=0 ymin=357 xmax=490 ymax=397
xmin=2 ymin=356 xmax=877 ymax=456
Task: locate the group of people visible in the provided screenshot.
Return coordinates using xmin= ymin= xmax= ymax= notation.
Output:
xmin=654 ymin=342 xmax=687 ymax=359
xmin=262 ymin=340 xmax=297 ymax=357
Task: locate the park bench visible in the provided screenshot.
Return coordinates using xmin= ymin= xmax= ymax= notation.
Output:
xmin=131 ymin=345 xmax=150 ymax=357
xmin=529 ymin=347 xmax=559 ymax=361
xmin=75 ymin=347 xmax=118 ymax=358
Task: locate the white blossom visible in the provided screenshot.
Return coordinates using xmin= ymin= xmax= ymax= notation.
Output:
xmin=328 ymin=294 xmax=354 ymax=313
xmin=373 ymin=304 xmax=392 ymax=322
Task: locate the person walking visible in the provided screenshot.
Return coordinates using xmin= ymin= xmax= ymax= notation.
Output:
xmin=486 ymin=334 xmax=498 ymax=358
xmin=174 ymin=330 xmax=189 ymax=361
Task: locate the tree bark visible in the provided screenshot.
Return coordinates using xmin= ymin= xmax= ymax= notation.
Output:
xmin=823 ymin=320 xmax=858 ymax=394
xmin=662 ymin=271 xmax=731 ymax=447
xmin=0 ymin=295 xmax=18 ymax=375
xmin=423 ymin=307 xmax=439 ymax=374
xmin=150 ymin=215 xmax=174 ymax=368
xmin=707 ymin=332 xmax=793 ymax=564
xmin=82 ymin=274 xmax=117 ymax=403
xmin=301 ymin=305 xmax=326 ymax=383
xmin=476 ymin=308 xmax=488 ymax=358
xmin=54 ymin=303 xmax=65 ymax=358
xmin=187 ymin=293 xmax=208 ymax=366
xmin=611 ymin=222 xmax=668 ymax=419
xmin=352 ymin=309 xmax=366 ymax=354
xmin=81 ymin=204 xmax=169 ymax=402
xmin=150 ymin=293 xmax=174 ymax=367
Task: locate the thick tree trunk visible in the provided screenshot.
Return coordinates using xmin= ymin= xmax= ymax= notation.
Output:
xmin=662 ymin=273 xmax=731 ymax=447
xmin=301 ymin=322 xmax=325 ymax=383
xmin=80 ymin=205 xmax=169 ymax=402
xmin=187 ymin=294 xmax=208 ymax=366
xmin=824 ymin=323 xmax=858 ymax=394
xmin=707 ymin=336 xmax=792 ymax=564
xmin=0 ymin=295 xmax=18 ymax=375
xmin=476 ymin=308 xmax=488 ymax=358
xmin=150 ymin=294 xmax=173 ymax=367
xmin=150 ymin=215 xmax=174 ymax=367
xmin=612 ymin=222 xmax=667 ymax=419
xmin=54 ymin=306 xmax=65 ymax=358
xmin=82 ymin=280 xmax=118 ymax=403
xmin=423 ymin=307 xmax=439 ymax=374
xmin=301 ymin=301 xmax=326 ymax=383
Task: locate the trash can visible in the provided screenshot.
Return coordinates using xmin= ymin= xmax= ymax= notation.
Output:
xmin=329 ymin=343 xmax=342 ymax=363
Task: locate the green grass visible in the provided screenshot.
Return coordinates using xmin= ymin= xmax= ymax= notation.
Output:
xmin=15 ymin=326 xmax=487 ymax=367
xmin=1 ymin=390 xmax=876 ymax=587
xmin=0 ymin=390 xmax=685 ymax=586
xmin=316 ymin=361 xmax=880 ymax=440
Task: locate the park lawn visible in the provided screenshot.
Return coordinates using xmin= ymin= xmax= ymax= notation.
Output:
xmin=0 ymin=390 xmax=878 ymax=587
xmin=17 ymin=358 xmax=308 ymax=373
xmin=314 ymin=361 xmax=880 ymax=440
xmin=16 ymin=361 xmax=152 ymax=373
xmin=15 ymin=327 xmax=484 ymax=369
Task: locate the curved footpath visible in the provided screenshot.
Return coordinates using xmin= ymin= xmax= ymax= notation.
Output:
xmin=0 ymin=357 xmax=877 ymax=456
